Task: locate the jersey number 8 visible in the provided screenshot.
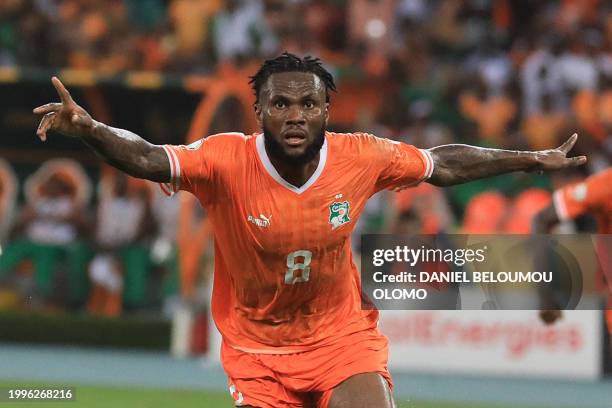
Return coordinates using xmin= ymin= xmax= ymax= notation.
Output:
xmin=285 ymin=250 xmax=312 ymax=284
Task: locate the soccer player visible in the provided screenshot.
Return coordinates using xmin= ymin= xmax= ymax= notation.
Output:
xmin=533 ymin=168 xmax=611 ymax=326
xmin=33 ymin=53 xmax=586 ymax=408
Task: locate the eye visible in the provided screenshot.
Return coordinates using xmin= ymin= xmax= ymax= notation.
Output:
xmin=274 ymin=100 xmax=286 ymax=109
xmin=304 ymin=101 xmax=315 ymax=109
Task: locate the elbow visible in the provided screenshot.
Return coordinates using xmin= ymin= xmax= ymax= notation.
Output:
xmin=427 ymin=155 xmax=470 ymax=186
xmin=427 ymin=167 xmax=466 ymax=187
xmin=142 ymin=145 xmax=171 ymax=182
xmin=427 ymin=176 xmax=452 ymax=187
xmin=427 ymin=150 xmax=463 ymax=186
xmin=106 ymin=153 xmax=159 ymax=182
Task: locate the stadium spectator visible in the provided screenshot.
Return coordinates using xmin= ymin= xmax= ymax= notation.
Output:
xmin=463 ymin=37 xmax=513 ymax=97
xmin=462 ymin=192 xmax=509 ymax=234
xmin=0 ymin=159 xmax=18 ymax=246
xmin=401 ymin=100 xmax=455 ymax=148
xmin=522 ymin=93 xmax=568 ymax=150
xmin=88 ymin=170 xmax=153 ymax=316
xmin=502 ymin=188 xmax=552 ymax=234
xmin=520 ymin=35 xmax=568 ymax=115
xmin=209 ymin=0 xmax=277 ymax=64
xmin=150 ymin=184 xmax=181 ymax=301
xmin=428 ymin=0 xmax=464 ymax=51
xmin=301 ymin=0 xmax=346 ymax=54
xmin=393 ymin=183 xmax=454 ymax=234
xmin=0 ymin=160 xmax=91 ymax=305
xmin=165 ymin=0 xmax=220 ymax=72
xmin=459 ymin=76 xmax=517 ymax=145
xmin=557 ymin=30 xmax=600 ymax=93
xmin=0 ymin=0 xmax=44 ymax=67
xmin=572 ymin=71 xmax=612 ymax=144
xmin=347 ymin=0 xmax=396 ymax=56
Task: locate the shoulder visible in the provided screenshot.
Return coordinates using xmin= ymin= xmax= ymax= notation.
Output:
xmin=326 ymin=131 xmax=400 ymax=154
xmin=327 ymin=131 xmax=387 ymax=143
xmin=206 ymin=132 xmax=250 ymax=141
xmin=202 ymin=132 xmax=250 ymax=147
xmin=177 ymin=132 xmax=250 ymax=154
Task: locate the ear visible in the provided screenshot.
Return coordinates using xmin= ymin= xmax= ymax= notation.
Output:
xmin=254 ymin=103 xmax=262 ymax=127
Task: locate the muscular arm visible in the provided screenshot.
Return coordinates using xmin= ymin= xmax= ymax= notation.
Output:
xmin=33 ymin=77 xmax=170 ymax=183
xmin=82 ymin=122 xmax=169 ymax=182
xmin=426 ymin=135 xmax=586 ymax=187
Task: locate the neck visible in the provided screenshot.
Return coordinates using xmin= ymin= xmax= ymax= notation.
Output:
xmin=267 ymin=151 xmax=320 ymax=188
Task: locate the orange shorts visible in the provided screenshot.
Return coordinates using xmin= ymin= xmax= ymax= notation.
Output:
xmin=221 ymin=327 xmax=392 ymax=408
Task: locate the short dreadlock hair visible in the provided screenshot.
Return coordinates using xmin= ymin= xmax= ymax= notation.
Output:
xmin=249 ymin=52 xmax=337 ymax=104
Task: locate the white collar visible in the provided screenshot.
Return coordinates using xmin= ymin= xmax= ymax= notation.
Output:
xmin=255 ymin=133 xmax=327 ymax=194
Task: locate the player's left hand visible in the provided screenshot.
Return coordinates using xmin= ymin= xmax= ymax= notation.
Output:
xmin=532 ymin=133 xmax=587 ymax=171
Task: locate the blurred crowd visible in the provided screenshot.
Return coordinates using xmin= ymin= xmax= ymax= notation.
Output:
xmin=2 ymin=1 xmax=611 ymax=155
xmin=0 ymin=0 xmax=611 ymax=315
xmin=0 ymin=161 xmax=180 ymax=315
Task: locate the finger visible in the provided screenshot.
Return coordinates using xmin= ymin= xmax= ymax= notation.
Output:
xmin=36 ymin=112 xmax=56 ymax=141
xmin=33 ymin=102 xmax=62 ymax=115
xmin=566 ymin=155 xmax=588 ymax=167
xmin=51 ymin=76 xmax=74 ymax=105
xmin=36 ymin=112 xmax=53 ymax=133
xmin=558 ymin=133 xmax=578 ymax=153
xmin=36 ymin=112 xmax=56 ymax=142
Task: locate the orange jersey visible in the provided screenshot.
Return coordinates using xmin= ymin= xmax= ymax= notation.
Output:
xmin=160 ymin=131 xmax=434 ymax=354
xmin=552 ymin=168 xmax=612 ymax=234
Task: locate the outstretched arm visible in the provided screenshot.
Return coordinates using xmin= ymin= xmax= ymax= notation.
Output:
xmin=426 ymin=134 xmax=586 ymax=187
xmin=33 ymin=77 xmax=170 ymax=182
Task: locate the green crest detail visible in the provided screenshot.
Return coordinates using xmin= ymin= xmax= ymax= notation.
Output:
xmin=329 ymin=201 xmax=350 ymax=230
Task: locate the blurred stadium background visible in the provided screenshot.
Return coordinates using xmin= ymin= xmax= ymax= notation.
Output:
xmin=0 ymin=0 xmax=611 ymax=407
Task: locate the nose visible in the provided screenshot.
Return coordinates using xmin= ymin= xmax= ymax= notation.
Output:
xmin=285 ymin=105 xmax=306 ymax=126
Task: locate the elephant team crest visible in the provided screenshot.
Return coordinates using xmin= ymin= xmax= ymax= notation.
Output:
xmin=329 ymin=201 xmax=350 ymax=230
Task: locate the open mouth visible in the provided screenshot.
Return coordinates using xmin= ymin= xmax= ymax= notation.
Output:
xmin=283 ymin=130 xmax=307 ymax=147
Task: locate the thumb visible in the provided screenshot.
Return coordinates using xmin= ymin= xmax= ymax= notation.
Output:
xmin=569 ymin=156 xmax=588 ymax=166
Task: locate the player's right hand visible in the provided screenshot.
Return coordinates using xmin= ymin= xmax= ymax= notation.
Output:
xmin=539 ymin=309 xmax=562 ymax=325
xmin=32 ymin=77 xmax=94 ymax=142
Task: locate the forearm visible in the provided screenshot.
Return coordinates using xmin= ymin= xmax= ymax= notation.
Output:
xmin=81 ymin=121 xmax=169 ymax=182
xmin=34 ymin=77 xmax=171 ymax=183
xmin=427 ymin=144 xmax=539 ymax=186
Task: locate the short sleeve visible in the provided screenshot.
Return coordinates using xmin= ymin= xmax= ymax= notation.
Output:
xmin=368 ymin=135 xmax=434 ymax=193
xmin=552 ymin=170 xmax=611 ymax=221
xmin=158 ymin=138 xmax=213 ymax=197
